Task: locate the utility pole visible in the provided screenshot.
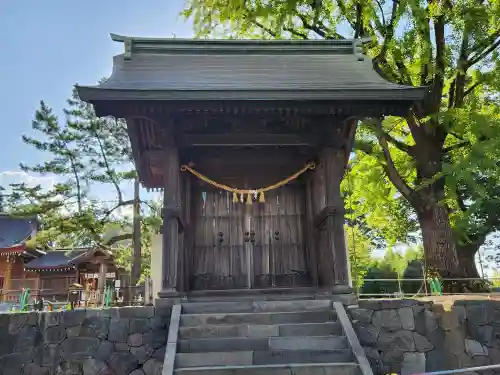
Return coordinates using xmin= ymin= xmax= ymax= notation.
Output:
xmin=131 ymin=176 xmax=142 ymax=288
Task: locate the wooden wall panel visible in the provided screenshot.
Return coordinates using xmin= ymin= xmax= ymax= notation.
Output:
xmin=190 ymin=184 xmax=311 ymax=290
xmin=190 ymin=188 xmax=248 ymax=290
xmin=251 ymin=186 xmax=309 ymax=287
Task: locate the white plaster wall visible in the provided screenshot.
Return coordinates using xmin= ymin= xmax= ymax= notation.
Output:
xmin=151 ymin=233 xmax=163 ymax=299
xmin=345 ymin=228 xmax=353 ymax=288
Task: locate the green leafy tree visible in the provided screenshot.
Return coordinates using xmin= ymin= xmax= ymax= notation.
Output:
xmin=111 ymin=200 xmax=162 ymax=284
xmin=5 ymin=89 xmax=144 ymax=254
xmin=343 ymin=159 xmax=419 ymax=250
xmin=183 ymin=0 xmax=500 ymax=281
xmin=345 ymin=224 xmax=373 ymax=289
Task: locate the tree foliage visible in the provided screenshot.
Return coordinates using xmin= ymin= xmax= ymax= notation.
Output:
xmin=345 ymin=224 xmax=373 ymax=289
xmin=5 ymin=89 xmax=137 ymax=248
xmin=2 ymin=88 xmax=160 ymax=281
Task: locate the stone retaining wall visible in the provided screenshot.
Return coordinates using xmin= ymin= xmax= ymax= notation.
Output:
xmin=350 ymin=299 xmax=500 ymax=375
xmin=0 ymin=306 xmax=170 ymax=375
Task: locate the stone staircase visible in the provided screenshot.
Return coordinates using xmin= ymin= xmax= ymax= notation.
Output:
xmin=162 ymin=295 xmax=374 ymax=375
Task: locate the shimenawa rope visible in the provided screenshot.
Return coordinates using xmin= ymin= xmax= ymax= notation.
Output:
xmin=180 ymin=162 xmax=316 ymax=204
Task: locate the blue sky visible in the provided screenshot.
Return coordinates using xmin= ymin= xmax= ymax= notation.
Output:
xmin=0 ymin=0 xmax=192 ymax=200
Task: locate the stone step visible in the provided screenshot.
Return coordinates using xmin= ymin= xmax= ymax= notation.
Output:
xmin=175 ymin=349 xmax=354 ymax=368
xmin=185 ymin=289 xmax=357 ymax=305
xmin=185 ymin=294 xmax=318 ymax=303
xmin=181 ymin=299 xmax=332 ymax=314
xmin=174 ymin=362 xmax=361 ymax=375
xmin=179 ymin=321 xmax=343 ymax=339
xmin=178 ymin=335 xmax=348 ymax=352
xmin=180 ymin=310 xmax=337 ymax=327
xmin=187 ymin=287 xmax=317 ymax=299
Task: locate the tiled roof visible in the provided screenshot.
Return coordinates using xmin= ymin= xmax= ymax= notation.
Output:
xmin=76 ymin=34 xmax=427 ymax=103
xmin=0 ymin=214 xmax=38 ymax=249
xmin=24 ymin=249 xmax=88 ymax=270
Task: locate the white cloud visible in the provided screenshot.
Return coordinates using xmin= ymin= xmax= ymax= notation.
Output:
xmin=0 ymin=171 xmax=58 ymax=191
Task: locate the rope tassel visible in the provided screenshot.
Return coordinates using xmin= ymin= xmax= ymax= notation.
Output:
xmin=258 ymin=192 xmax=265 ymax=203
xmin=232 ymin=192 xmax=238 ymax=203
xmin=246 ymin=193 xmax=252 ymax=205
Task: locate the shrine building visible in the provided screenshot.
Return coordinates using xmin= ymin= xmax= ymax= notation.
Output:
xmin=77 ymin=35 xmax=426 ymax=300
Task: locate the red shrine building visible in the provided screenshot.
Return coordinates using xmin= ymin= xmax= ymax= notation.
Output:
xmin=0 ymin=214 xmax=124 ymax=304
xmin=24 ymin=247 xmax=124 ymax=303
xmin=0 ymin=214 xmax=43 ymax=301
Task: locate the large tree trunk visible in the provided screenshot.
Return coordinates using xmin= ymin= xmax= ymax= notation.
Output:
xmin=416 ymin=201 xmax=461 ymax=278
xmin=456 ymin=241 xmax=482 ymax=279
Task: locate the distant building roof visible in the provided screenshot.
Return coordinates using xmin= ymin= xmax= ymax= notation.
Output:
xmin=24 ymin=247 xmax=114 ymax=271
xmin=76 ymin=34 xmax=427 ymax=115
xmin=0 ymin=214 xmax=40 ymax=255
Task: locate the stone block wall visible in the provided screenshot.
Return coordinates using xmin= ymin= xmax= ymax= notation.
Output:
xmin=350 ymin=299 xmax=500 ymax=375
xmin=0 ymin=306 xmax=170 ymax=375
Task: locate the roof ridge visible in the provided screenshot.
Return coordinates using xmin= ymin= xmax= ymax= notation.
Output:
xmin=110 ymin=33 xmax=371 ymax=60
xmin=46 ymin=248 xmax=90 ymax=252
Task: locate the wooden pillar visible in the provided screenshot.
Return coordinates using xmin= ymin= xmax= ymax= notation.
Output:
xmin=159 ymin=144 xmax=181 ymax=297
xmin=305 ymin=177 xmax=318 ymax=287
xmin=2 ymin=253 xmax=14 ymax=302
xmin=98 ymin=262 xmax=108 ymax=292
xmin=180 ymin=173 xmax=191 ymax=293
xmin=75 ymin=267 xmax=80 ymax=285
xmin=321 ymin=147 xmax=351 ymax=292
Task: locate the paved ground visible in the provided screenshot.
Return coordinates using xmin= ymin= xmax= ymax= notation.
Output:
xmin=417 ymin=293 xmax=500 ymax=302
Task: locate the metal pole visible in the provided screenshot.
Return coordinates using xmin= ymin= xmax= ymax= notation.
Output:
xmin=478 ymin=248 xmax=486 ymax=279
xmin=131 ymin=176 xmax=142 ymax=288
xmin=411 ymin=363 xmax=500 ymax=375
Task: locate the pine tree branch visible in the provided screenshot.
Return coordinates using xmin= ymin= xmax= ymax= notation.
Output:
xmin=67 ymin=152 xmax=83 ymax=213
xmin=94 ymin=128 xmax=124 ymax=203
xmin=100 ymin=199 xmax=135 ymax=222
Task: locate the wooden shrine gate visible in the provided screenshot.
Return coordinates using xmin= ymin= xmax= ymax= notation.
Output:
xmin=190 ymin=185 xmax=310 ymax=290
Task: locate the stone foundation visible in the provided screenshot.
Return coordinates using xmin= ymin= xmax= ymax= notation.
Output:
xmin=0 ymin=306 xmax=170 ymax=375
xmin=5 ymin=297 xmax=500 ymax=375
xmin=349 ymin=299 xmax=500 ymax=375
